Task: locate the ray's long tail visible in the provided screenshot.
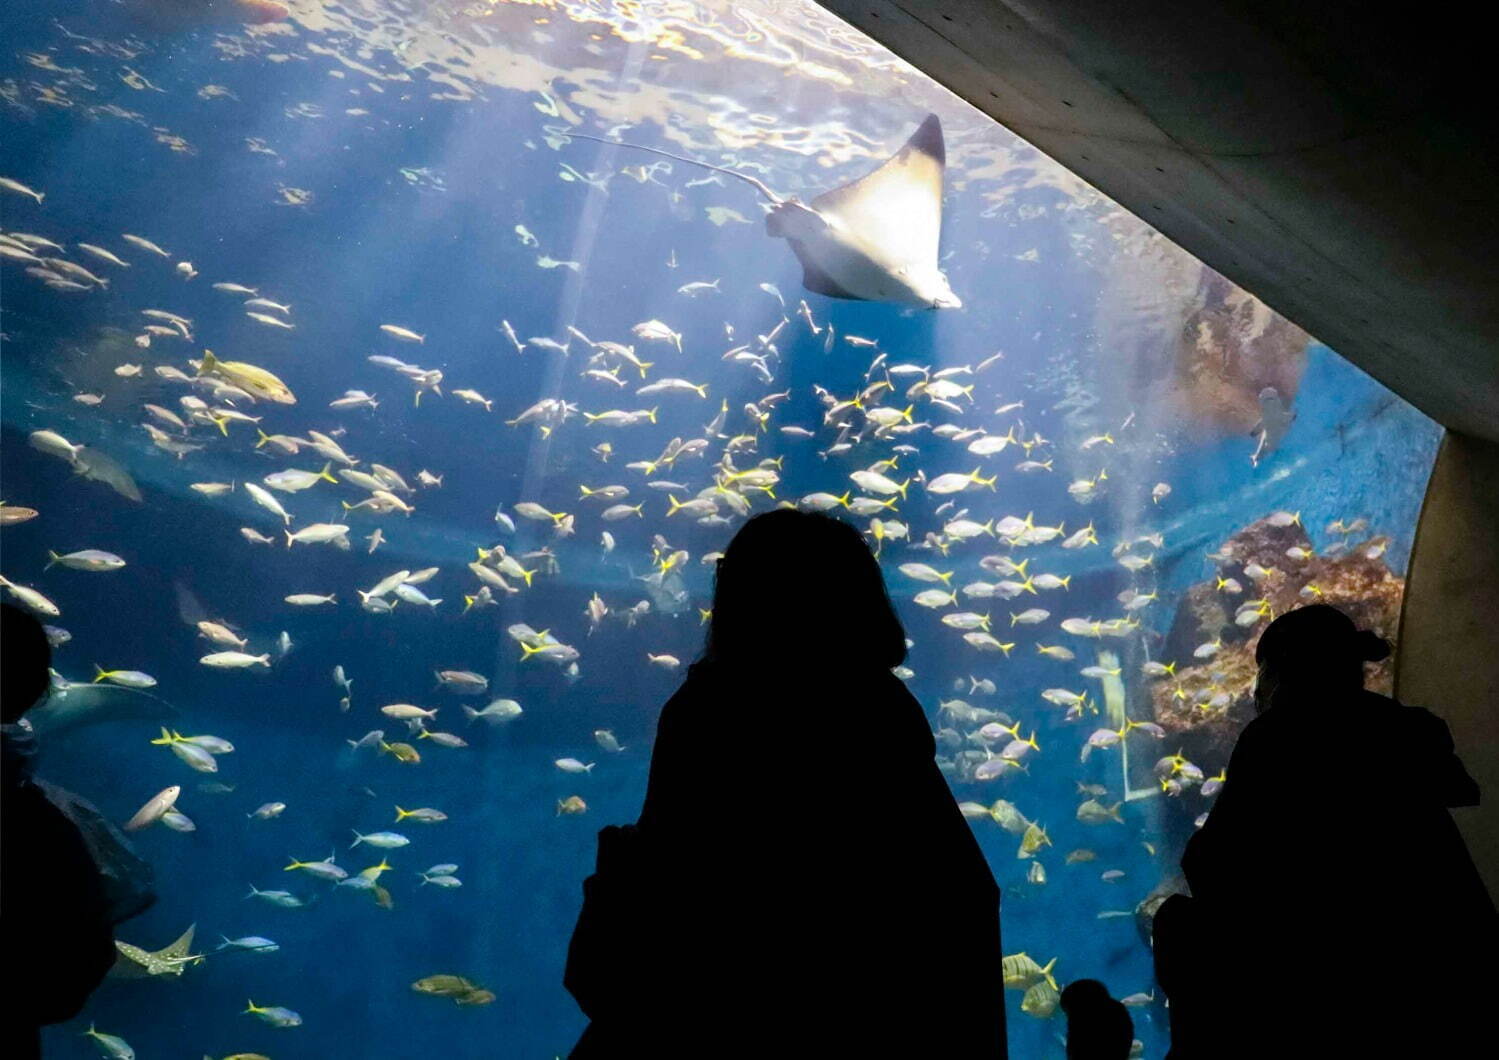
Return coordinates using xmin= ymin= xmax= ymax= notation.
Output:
xmin=563 ymin=131 xmax=783 ymax=205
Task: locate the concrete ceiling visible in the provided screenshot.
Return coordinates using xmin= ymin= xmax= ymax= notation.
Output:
xmin=818 ymin=0 xmax=1499 ymax=441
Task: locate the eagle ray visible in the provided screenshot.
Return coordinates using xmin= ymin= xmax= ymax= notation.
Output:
xmin=565 ymin=114 xmax=960 ymax=309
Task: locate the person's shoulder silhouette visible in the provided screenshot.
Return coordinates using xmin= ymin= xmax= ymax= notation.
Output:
xmin=1161 ymin=603 xmax=1496 ymax=1058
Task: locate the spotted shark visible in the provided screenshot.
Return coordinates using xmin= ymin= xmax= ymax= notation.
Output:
xmin=567 ymin=114 xmax=960 ymax=309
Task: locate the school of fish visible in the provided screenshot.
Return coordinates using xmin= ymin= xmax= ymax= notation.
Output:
xmin=0 ymin=13 xmax=1398 ymax=1057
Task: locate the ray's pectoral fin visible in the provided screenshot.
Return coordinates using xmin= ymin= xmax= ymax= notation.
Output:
xmin=161 ymin=923 xmax=196 ymax=960
xmin=811 ymin=113 xmax=944 ymax=270
xmin=765 ymin=199 xmax=827 ymax=241
xmin=791 ymin=245 xmax=862 ymax=300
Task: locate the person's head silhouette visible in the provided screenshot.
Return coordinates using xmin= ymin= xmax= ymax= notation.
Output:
xmin=2 ymin=602 xmax=53 ymax=725
xmin=1253 ymin=603 xmax=1389 ymax=712
xmin=702 ymin=509 xmax=906 ymax=672
xmin=1060 ymin=978 xmax=1133 ymax=1059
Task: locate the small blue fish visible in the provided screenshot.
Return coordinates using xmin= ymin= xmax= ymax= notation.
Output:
xmin=217 ymin=935 xmax=278 ymax=953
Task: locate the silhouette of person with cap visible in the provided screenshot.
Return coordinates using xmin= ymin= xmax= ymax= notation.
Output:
xmin=564 ymin=510 xmax=1005 ymax=1057
xmin=1060 ymin=979 xmax=1133 ymax=1059
xmin=1155 ymin=604 xmax=1495 ymax=1058
xmin=1 ymin=603 xmax=122 ymax=1058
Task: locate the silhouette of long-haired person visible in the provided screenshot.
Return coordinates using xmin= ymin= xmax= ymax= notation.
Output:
xmin=565 ymin=509 xmax=1005 ymax=1057
xmin=1154 ymin=604 xmax=1495 ymax=1058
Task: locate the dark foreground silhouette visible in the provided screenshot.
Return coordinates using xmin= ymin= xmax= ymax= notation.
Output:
xmin=1155 ymin=605 xmax=1496 ymax=1058
xmin=1060 ymin=979 xmax=1133 ymax=1059
xmin=2 ymin=605 xmax=113 ymax=1057
xmin=565 ymin=510 xmax=1005 ymax=1056
xmin=1 ymin=604 xmax=157 ymax=1058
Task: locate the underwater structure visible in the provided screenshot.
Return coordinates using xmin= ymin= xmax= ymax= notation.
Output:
xmin=0 ymin=2 xmax=1478 ymax=1058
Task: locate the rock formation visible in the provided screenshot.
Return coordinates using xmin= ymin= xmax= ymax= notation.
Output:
xmin=1150 ymin=514 xmax=1403 ymax=762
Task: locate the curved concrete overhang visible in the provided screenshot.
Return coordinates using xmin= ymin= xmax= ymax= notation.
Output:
xmin=818 ymin=0 xmax=1499 ymax=440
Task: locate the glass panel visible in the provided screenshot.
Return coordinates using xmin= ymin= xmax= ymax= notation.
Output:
xmin=0 ymin=2 xmax=1440 ymax=1057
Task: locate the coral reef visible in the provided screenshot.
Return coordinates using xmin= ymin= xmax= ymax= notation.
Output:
xmin=1149 ymin=514 xmax=1404 ymax=761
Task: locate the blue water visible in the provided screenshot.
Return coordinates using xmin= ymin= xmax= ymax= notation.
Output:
xmin=1 ymin=3 xmax=1440 ymax=1057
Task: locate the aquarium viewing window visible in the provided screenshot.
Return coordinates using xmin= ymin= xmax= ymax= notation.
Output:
xmin=0 ymin=1 xmax=1441 ymax=1057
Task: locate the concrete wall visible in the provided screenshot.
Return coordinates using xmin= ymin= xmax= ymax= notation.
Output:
xmin=816 ymin=1 xmax=1499 ymax=441
xmin=1396 ymin=431 xmax=1499 ymax=903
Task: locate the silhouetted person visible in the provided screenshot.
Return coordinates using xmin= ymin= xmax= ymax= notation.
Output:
xmin=565 ymin=510 xmax=1005 ymax=1057
xmin=1060 ymin=979 xmax=1133 ymax=1060
xmin=2 ymin=604 xmax=120 ymax=1058
xmin=1155 ymin=604 xmax=1495 ymax=1058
